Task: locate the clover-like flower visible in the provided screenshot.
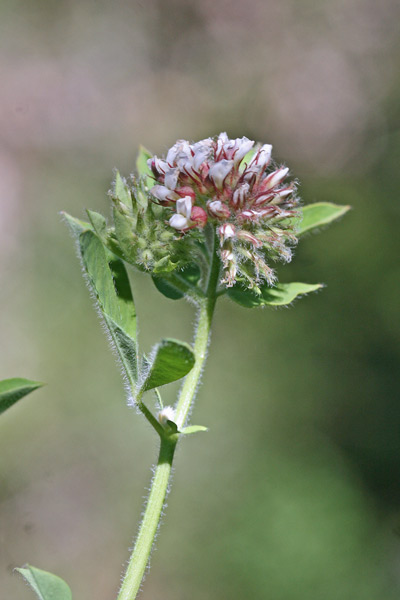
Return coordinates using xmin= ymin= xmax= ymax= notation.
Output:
xmin=148 ymin=132 xmax=301 ymax=290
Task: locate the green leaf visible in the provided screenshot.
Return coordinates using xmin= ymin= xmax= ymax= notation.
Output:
xmin=113 ymin=170 xmax=131 ymax=207
xmin=86 ymin=210 xmax=107 ymax=240
xmin=181 ymin=425 xmax=208 ymax=435
xmin=298 ymin=202 xmax=350 ymax=236
xmin=61 ymin=212 xmax=93 ymax=240
xmin=152 ymin=275 xmax=185 ymax=300
xmin=0 ymin=378 xmax=44 ymax=415
xmin=79 ymin=230 xmax=138 ymax=387
xmin=16 ymin=565 xmax=72 ymax=600
xmin=141 ymin=338 xmax=195 ymax=392
xmin=63 ymin=211 xmax=125 ymax=262
xmin=136 ymin=145 xmax=154 ymax=189
xmin=227 ymin=282 xmax=323 ymax=308
xmin=152 ymin=264 xmax=202 ymax=300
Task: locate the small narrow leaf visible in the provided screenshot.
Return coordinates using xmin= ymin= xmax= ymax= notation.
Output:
xmin=298 ymin=202 xmax=350 ymax=236
xmin=142 ymin=338 xmax=195 ymax=392
xmin=79 ymin=231 xmax=138 ymax=386
xmin=181 ymin=425 xmax=208 ymax=435
xmin=113 ymin=171 xmax=131 ymax=206
xmin=228 ymin=282 xmax=323 ymax=308
xmin=0 ymin=378 xmax=44 ymax=415
xmin=136 ymin=145 xmax=154 ymax=189
xmin=61 ymin=212 xmax=93 ymax=240
xmin=16 ymin=565 xmax=72 ymax=600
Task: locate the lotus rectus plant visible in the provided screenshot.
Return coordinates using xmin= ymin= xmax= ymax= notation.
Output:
xmin=16 ymin=133 xmax=350 ymax=600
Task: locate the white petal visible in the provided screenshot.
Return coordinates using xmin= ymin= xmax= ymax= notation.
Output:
xmin=208 ymin=200 xmax=223 ymax=212
xmin=176 ymin=196 xmax=192 ymax=218
xmin=164 ymin=168 xmax=180 ymax=190
xmin=169 ymin=213 xmax=189 ymax=229
xmin=166 ymin=140 xmax=190 ymax=165
xmin=248 ymin=144 xmax=272 ymax=170
xmin=192 ymin=147 xmax=210 ymax=170
xmin=232 ymin=183 xmax=249 ymax=208
xmin=150 ymin=185 xmax=179 ymax=202
xmin=219 ymin=223 xmax=235 ymax=240
xmin=193 ymin=138 xmax=213 ymax=152
xmin=233 ymin=138 xmax=255 ymax=164
xmin=209 ymin=159 xmax=234 ymax=189
xmin=147 ymin=156 xmax=169 ymax=175
xmin=263 ymin=167 xmax=289 ymax=191
xmin=216 ymin=132 xmax=229 ymax=156
xmin=175 ymin=151 xmax=192 ymax=170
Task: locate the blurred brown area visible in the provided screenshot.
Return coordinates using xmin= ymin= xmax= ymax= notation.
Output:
xmin=1 ymin=1 xmax=400 ymax=599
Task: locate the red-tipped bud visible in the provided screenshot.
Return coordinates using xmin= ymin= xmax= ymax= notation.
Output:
xmin=176 ymin=186 xmax=196 ymax=201
xmin=190 ymin=205 xmax=208 ymax=228
xmin=236 ymin=230 xmax=262 ymax=247
xmin=207 ymin=200 xmax=231 ymax=219
xmin=219 ymin=223 xmax=236 ymax=242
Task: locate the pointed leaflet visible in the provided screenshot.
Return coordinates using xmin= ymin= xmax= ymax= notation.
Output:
xmin=0 ymin=378 xmax=44 ymax=415
xmin=16 ymin=565 xmax=72 ymax=600
xmin=298 ymin=203 xmax=350 ymax=236
xmin=79 ymin=230 xmax=138 ymax=387
xmin=61 ymin=212 xmax=93 ymax=240
xmin=113 ymin=170 xmax=131 ymax=207
xmin=63 ymin=210 xmax=127 ymax=262
xmin=227 ymin=282 xmax=323 ymax=308
xmin=141 ymin=339 xmax=195 ymax=392
xmin=181 ymin=425 xmax=208 ymax=435
xmin=136 ymin=145 xmax=154 ymax=189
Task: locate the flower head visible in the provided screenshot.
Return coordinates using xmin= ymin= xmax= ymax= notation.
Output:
xmin=148 ymin=133 xmax=301 ymax=291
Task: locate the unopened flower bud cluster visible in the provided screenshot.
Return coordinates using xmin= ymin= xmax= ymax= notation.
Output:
xmin=148 ymin=133 xmax=301 ymax=290
xmin=110 ymin=178 xmax=200 ymax=274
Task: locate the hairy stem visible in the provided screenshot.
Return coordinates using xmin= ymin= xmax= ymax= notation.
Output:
xmin=116 ymin=233 xmax=220 ymax=600
xmin=117 ymin=437 xmax=176 ymax=600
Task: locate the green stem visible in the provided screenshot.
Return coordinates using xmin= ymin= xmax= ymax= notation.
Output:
xmin=117 ymin=231 xmax=220 ymax=600
xmin=117 ymin=438 xmax=176 ymax=600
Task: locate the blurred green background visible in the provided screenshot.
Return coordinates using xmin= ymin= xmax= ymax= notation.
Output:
xmin=1 ymin=1 xmax=400 ymax=598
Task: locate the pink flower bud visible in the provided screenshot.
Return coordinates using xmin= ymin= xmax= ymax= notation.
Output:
xmin=190 ymin=206 xmax=208 ymax=228
xmin=236 ymin=230 xmax=262 ymax=247
xmin=176 ymin=186 xmax=196 ymax=201
xmin=207 ymin=200 xmax=231 ymax=219
xmin=261 ymin=167 xmax=289 ymax=192
xmin=219 ymin=223 xmax=236 ymax=241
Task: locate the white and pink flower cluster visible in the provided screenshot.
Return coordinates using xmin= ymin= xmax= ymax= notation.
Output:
xmin=148 ymin=133 xmax=300 ymax=288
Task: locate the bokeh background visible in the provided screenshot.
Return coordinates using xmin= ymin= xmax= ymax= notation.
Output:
xmin=1 ymin=1 xmax=400 ymax=598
